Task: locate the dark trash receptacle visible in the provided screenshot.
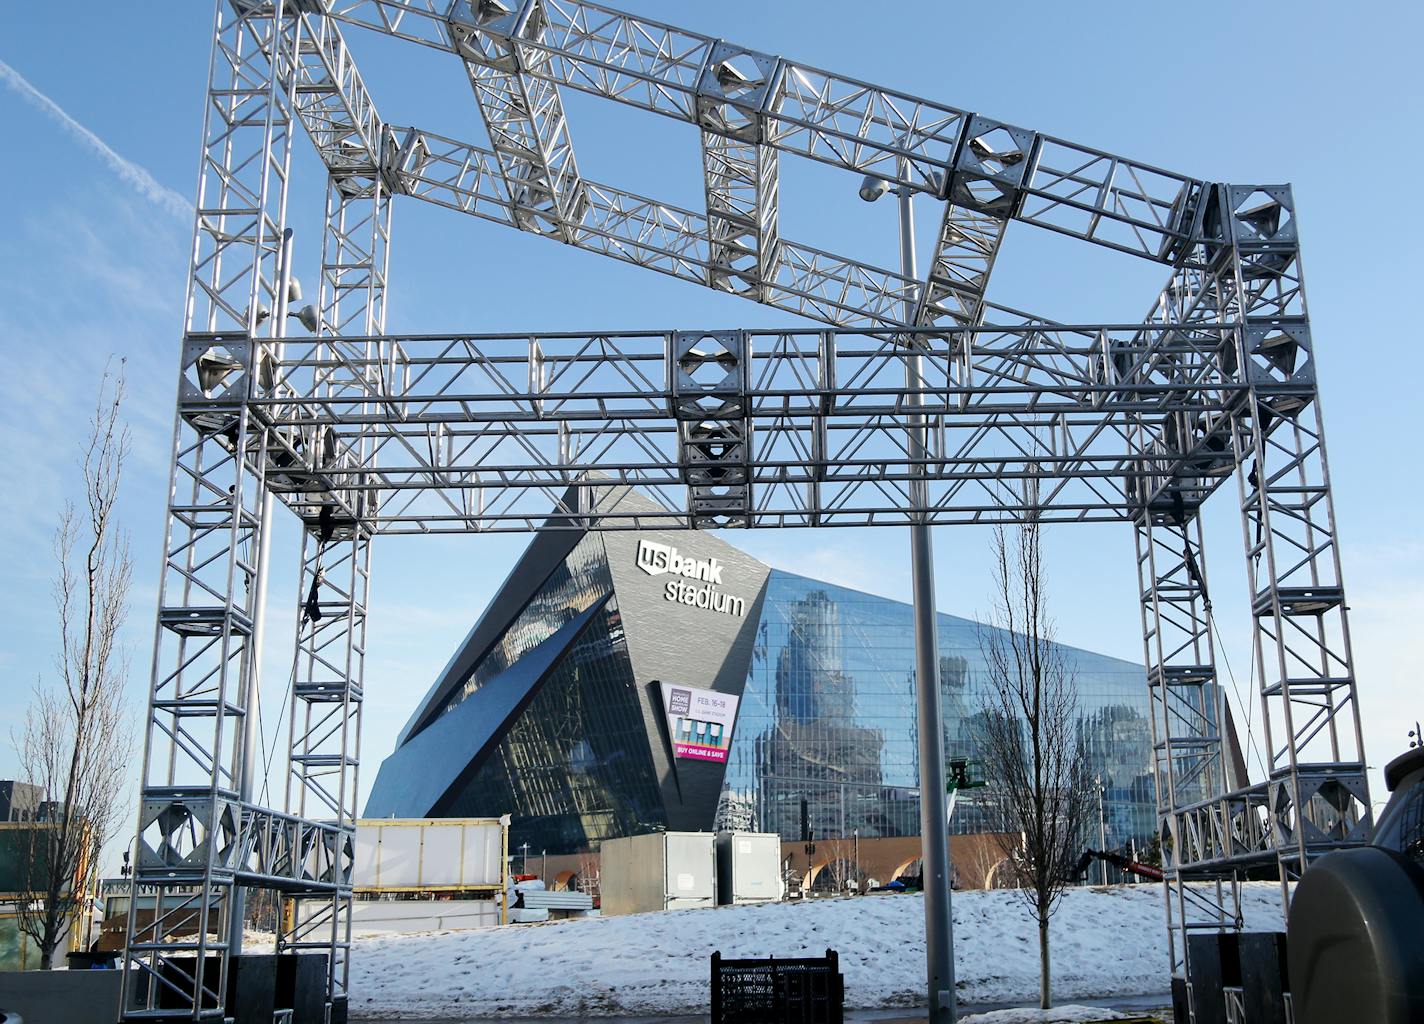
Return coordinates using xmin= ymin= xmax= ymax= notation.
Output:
xmin=67 ymin=950 xmax=119 ymax=970
xmin=1187 ymin=932 xmax=1239 ymax=1024
xmin=276 ymin=952 xmax=328 ymax=1024
xmin=711 ymin=948 xmax=844 ymax=1024
xmin=227 ymin=953 xmax=279 ymax=1024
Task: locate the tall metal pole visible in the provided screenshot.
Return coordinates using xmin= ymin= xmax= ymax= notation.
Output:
xmin=228 ymin=227 xmax=294 ymax=955
xmin=898 ymin=176 xmax=956 ymax=1023
xmin=1096 ymin=776 xmax=1109 ymax=885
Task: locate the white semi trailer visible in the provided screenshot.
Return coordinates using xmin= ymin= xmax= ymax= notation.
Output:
xmin=351 ymin=817 xmax=509 ymax=931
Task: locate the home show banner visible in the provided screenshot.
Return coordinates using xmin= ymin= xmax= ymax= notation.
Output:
xmin=660 ymin=682 xmax=740 ymax=764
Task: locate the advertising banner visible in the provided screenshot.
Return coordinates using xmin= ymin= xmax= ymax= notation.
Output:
xmin=660 ymin=683 xmax=740 ymax=763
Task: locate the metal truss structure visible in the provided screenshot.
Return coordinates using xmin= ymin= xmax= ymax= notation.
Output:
xmin=122 ymin=1 xmax=1371 ymax=1020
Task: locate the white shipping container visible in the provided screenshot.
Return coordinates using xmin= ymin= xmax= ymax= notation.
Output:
xmin=353 ymin=818 xmax=507 ymax=891
xmin=350 ymin=898 xmax=501 ymax=933
xmin=715 ymin=831 xmax=783 ymax=905
xmin=599 ymin=831 xmax=716 ymax=916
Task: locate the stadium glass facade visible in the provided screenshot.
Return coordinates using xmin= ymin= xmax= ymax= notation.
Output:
xmin=366 ymin=487 xmax=1156 ymax=857
xmin=723 ymin=572 xmax=1155 ymax=847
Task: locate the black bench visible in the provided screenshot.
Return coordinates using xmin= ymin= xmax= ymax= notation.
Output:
xmin=710 ymin=948 xmax=844 ymax=1024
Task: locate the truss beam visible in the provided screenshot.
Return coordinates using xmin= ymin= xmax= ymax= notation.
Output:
xmin=240 ymin=323 xmax=1242 ymax=532
xmin=697 ymin=43 xmax=780 ymax=301
xmin=326 ymin=0 xmax=1206 ymax=262
xmin=1134 ymin=510 xmax=1238 ymax=976
xmin=449 ymin=1 xmax=587 ymax=237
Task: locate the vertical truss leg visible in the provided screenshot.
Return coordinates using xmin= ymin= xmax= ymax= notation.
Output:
xmin=1134 ymin=510 xmax=1239 ymax=982
xmin=1215 ymin=184 xmax=1372 ymax=887
xmin=123 ymin=2 xmax=297 ymax=1018
xmin=280 ymin=528 xmax=371 ymax=1008
xmin=1231 ymin=394 xmax=1372 ymax=874
xmin=275 ymin=169 xmax=390 ymax=1016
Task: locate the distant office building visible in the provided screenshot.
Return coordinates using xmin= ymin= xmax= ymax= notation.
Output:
xmin=0 ymin=781 xmax=43 ymax=823
xmin=366 ymin=486 xmax=1159 ymax=856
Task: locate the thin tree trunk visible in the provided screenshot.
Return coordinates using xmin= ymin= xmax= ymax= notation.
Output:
xmin=1038 ymin=913 xmax=1051 ymax=1009
xmin=40 ymin=917 xmax=59 ymax=970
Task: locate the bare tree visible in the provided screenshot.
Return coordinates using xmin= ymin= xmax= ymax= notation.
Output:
xmin=976 ymin=521 xmax=1094 ymax=1009
xmin=13 ymin=366 xmax=134 ymax=969
xmin=816 ymin=838 xmax=861 ymax=894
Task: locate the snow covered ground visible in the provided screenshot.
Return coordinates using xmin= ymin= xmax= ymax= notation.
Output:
xmin=347 ymin=882 xmax=1285 ymax=1019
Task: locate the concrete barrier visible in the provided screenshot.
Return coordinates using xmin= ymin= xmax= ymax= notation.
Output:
xmin=0 ymin=968 xmax=121 ymax=1024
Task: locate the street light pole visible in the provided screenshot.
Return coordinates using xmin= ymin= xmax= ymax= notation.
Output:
xmin=862 ymin=166 xmax=955 ymax=1023
xmin=1096 ymin=776 xmax=1109 ymax=885
xmin=228 ymin=227 xmax=295 ymax=956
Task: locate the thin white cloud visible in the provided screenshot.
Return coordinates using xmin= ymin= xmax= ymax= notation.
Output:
xmin=0 ymin=57 xmax=190 ymax=220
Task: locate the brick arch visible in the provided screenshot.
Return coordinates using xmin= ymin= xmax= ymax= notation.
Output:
xmin=891 ymin=858 xmax=919 ymax=882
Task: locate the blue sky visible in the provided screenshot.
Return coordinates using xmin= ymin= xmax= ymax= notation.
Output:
xmin=1 ymin=1 xmax=1421 ymax=869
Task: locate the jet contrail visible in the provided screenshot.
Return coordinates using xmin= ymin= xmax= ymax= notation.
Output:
xmin=0 ymin=57 xmax=191 ymax=220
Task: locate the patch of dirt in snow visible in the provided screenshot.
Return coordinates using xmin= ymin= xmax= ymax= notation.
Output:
xmin=347 ymin=882 xmax=1283 ymax=1019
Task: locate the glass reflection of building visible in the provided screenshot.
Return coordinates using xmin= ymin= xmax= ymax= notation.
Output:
xmin=722 ymin=573 xmax=1155 ymax=846
xmin=366 ymin=486 xmax=1157 ymax=857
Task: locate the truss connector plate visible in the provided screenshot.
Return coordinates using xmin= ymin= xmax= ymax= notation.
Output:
xmin=670 ymin=331 xmax=750 ymax=419
xmin=1250 ymin=585 xmax=1344 ymax=618
xmin=294 ymin=679 xmax=365 ymax=703
xmin=1157 ymin=180 xmax=1210 ymax=263
xmin=1147 ymin=664 xmax=1217 ymax=688
xmin=377 ymin=124 xmax=415 ymax=196
xmin=950 ymin=116 xmax=1037 ymax=216
xmin=159 ymin=606 xmax=255 ymax=638
xmin=179 ymin=336 xmax=252 ymax=406
xmin=137 ymin=795 xmax=243 ymax=875
xmin=1226 ymin=184 xmax=1297 ymax=250
xmin=1267 ymin=767 xmax=1373 ymax=850
xmin=448 ymin=0 xmax=528 ymax=71
xmin=1242 ymin=321 xmax=1314 ymax=390
xmin=696 ymin=41 xmax=781 ymax=143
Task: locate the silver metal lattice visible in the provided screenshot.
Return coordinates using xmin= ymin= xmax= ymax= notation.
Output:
xmin=121 ymin=2 xmax=1371 ymax=1020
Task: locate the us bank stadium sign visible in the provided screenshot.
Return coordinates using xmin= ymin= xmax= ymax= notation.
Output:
xmin=636 ymin=539 xmax=747 ymax=617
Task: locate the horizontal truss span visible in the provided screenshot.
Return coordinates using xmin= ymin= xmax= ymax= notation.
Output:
xmin=179 ymin=323 xmax=1247 ymax=532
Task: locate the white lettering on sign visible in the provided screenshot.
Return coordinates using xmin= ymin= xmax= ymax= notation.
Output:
xmin=636 ymin=539 xmax=725 ymax=584
xmin=636 ymin=538 xmax=745 ymax=617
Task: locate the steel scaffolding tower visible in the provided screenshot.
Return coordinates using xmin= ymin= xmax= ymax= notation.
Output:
xmin=122 ymin=1 xmax=1372 ymax=1021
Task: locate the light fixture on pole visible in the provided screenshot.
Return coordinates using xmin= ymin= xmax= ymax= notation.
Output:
xmin=858 ymin=174 xmax=892 ymax=204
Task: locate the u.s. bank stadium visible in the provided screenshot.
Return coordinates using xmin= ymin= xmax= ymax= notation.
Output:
xmin=366 ymin=484 xmax=1244 ymax=862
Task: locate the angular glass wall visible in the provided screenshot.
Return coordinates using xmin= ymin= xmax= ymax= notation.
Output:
xmin=442 ymin=591 xmax=667 ymax=852
xmin=439 ymin=532 xmax=615 ymax=719
xmin=719 ymin=571 xmax=1154 ymax=848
